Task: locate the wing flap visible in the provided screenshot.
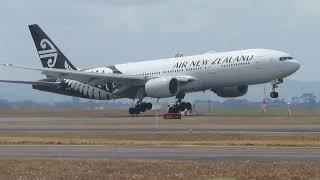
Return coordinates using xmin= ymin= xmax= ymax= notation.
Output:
xmin=0 ymin=64 xmax=196 ymax=88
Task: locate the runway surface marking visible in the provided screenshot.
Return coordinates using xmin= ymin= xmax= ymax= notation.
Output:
xmin=0 ymin=145 xmax=319 ymax=161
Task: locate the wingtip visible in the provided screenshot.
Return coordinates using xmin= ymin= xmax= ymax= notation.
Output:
xmin=0 ymin=63 xmax=13 ymax=66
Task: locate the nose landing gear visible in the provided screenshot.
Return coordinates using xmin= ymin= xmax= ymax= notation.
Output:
xmin=270 ymin=79 xmax=283 ymax=99
xmin=270 ymin=91 xmax=279 ymax=98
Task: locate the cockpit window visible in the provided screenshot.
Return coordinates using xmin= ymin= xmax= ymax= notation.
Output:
xmin=279 ymin=57 xmax=293 ymax=61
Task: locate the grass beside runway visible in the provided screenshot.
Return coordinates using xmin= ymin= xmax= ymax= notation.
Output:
xmin=0 ymin=132 xmax=319 ymax=147
xmin=0 ymin=159 xmax=318 ymax=180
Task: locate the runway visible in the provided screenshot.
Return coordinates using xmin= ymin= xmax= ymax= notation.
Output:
xmin=0 ymin=116 xmax=319 ymax=132
xmin=0 ymin=145 xmax=318 ymax=161
xmin=0 ymin=115 xmax=318 ymax=162
xmin=0 ymin=124 xmax=320 ymax=132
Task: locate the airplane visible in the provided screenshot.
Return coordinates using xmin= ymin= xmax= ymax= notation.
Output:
xmin=0 ymin=24 xmax=300 ymax=114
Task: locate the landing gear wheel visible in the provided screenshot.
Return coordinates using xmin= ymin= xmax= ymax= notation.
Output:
xmin=140 ymin=107 xmax=146 ymax=112
xmin=169 ymin=105 xmax=179 ymax=113
xmin=179 ymin=102 xmax=186 ymax=111
xmin=129 ymin=108 xmax=136 ymax=115
xmin=185 ymin=102 xmax=192 ymax=110
xmin=168 ymin=107 xmax=173 ymax=113
xmin=138 ymin=103 xmax=147 ymax=112
xmin=270 ymin=92 xmax=279 ymax=98
xmin=146 ymin=103 xmax=152 ymax=110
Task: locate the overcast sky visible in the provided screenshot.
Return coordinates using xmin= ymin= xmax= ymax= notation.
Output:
xmin=0 ymin=0 xmax=319 ymax=81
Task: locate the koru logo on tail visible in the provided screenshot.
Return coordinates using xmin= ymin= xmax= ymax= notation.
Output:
xmin=38 ymin=39 xmax=58 ymax=68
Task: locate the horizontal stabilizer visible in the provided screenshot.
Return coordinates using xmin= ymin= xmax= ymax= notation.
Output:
xmin=0 ymin=80 xmax=60 ymax=86
xmin=0 ymin=64 xmax=147 ymax=86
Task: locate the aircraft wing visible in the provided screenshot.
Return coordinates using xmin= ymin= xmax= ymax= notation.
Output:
xmin=0 ymin=64 xmax=147 ymax=86
xmin=0 ymin=64 xmax=196 ymax=89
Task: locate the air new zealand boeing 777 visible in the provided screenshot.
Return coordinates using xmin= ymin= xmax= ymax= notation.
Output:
xmin=0 ymin=24 xmax=300 ymax=114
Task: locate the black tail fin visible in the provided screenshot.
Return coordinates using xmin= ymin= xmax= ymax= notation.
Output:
xmin=28 ymin=24 xmax=78 ymax=70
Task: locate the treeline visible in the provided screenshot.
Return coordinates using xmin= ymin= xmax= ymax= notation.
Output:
xmin=194 ymin=93 xmax=320 ymax=109
xmin=195 ymin=99 xmax=320 ymax=110
xmin=0 ymin=99 xmax=130 ymax=109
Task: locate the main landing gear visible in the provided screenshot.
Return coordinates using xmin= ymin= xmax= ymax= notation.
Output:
xmin=270 ymin=79 xmax=283 ymax=99
xmin=129 ymin=101 xmax=152 ymax=115
xmin=168 ymin=100 xmax=192 ymax=113
xmin=168 ymin=92 xmax=192 ymax=113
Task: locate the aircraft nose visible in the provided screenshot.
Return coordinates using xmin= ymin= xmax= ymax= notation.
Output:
xmin=290 ymin=59 xmax=300 ymax=72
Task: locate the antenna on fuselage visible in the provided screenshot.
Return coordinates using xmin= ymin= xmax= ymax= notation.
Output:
xmin=169 ymin=48 xmax=184 ymax=58
xmin=174 ymin=53 xmax=184 ymax=58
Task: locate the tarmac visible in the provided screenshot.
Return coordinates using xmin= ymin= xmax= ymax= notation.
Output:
xmin=0 ymin=116 xmax=319 ymax=132
xmin=0 ymin=115 xmax=319 ymax=161
xmin=0 ymin=145 xmax=318 ymax=161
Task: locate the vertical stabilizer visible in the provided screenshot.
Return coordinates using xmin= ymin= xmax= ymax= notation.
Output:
xmin=29 ymin=24 xmax=78 ymax=70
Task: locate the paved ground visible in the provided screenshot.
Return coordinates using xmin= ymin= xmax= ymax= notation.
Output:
xmin=0 ymin=116 xmax=319 ymax=132
xmin=0 ymin=115 xmax=318 ymax=161
xmin=0 ymin=124 xmax=320 ymax=132
xmin=0 ymin=145 xmax=318 ymax=161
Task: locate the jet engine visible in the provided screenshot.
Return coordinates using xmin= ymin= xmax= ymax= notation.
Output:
xmin=212 ymin=85 xmax=248 ymax=98
xmin=145 ymin=77 xmax=180 ymax=98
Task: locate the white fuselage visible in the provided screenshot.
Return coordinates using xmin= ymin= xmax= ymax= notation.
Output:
xmin=4 ymin=25 xmax=301 ymax=104
xmin=87 ymin=49 xmax=300 ymax=97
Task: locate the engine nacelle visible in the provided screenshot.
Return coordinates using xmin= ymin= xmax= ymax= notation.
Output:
xmin=212 ymin=85 xmax=248 ymax=98
xmin=145 ymin=77 xmax=180 ymax=98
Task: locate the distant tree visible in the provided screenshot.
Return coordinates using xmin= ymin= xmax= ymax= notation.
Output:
xmin=291 ymin=96 xmax=301 ymax=104
xmin=72 ymin=97 xmax=80 ymax=104
xmin=272 ymin=98 xmax=286 ymax=104
xmin=223 ymin=99 xmax=249 ymax=104
xmin=300 ymin=93 xmax=317 ymax=103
